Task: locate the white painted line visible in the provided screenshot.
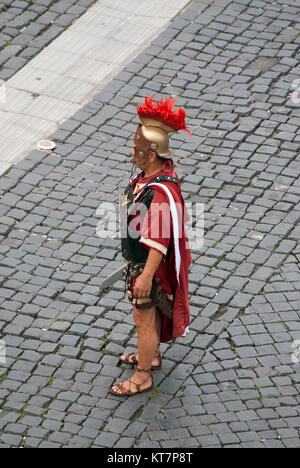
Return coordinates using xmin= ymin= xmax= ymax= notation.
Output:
xmin=0 ymin=0 xmax=192 ymax=176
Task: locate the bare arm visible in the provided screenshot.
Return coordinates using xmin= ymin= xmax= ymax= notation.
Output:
xmin=133 ymin=248 xmax=163 ymax=299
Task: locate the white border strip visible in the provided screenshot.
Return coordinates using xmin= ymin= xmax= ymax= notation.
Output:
xmin=148 ymin=183 xmax=181 ymax=283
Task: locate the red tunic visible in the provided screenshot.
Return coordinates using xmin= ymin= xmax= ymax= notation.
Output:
xmin=130 ymin=163 xmax=192 ymax=343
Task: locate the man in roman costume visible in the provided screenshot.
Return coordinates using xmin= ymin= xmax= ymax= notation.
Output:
xmin=110 ymin=96 xmax=192 ymax=396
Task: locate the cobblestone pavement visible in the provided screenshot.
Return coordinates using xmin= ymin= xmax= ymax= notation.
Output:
xmin=1 ymin=0 xmax=300 ymax=449
xmin=0 ymin=0 xmax=97 ymax=81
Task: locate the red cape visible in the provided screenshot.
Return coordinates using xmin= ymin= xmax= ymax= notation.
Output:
xmin=132 ymin=168 xmax=192 ymax=342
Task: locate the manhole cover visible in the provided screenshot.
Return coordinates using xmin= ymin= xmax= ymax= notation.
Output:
xmin=37 ymin=140 xmax=56 ymax=150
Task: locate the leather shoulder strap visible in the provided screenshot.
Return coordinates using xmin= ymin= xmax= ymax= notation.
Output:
xmin=151 ymin=175 xmax=178 ymax=185
xmin=136 ymin=175 xmax=178 ymax=195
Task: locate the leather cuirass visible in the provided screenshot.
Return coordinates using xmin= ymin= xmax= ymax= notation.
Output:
xmin=120 ymin=184 xmax=154 ymax=264
xmin=120 ymin=174 xmax=178 ymax=265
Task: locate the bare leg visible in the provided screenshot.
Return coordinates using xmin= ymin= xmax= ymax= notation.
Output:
xmin=111 ymin=305 xmax=161 ymax=394
xmin=136 ymin=305 xmax=162 ymax=370
xmin=120 ymin=306 xmax=162 ymax=367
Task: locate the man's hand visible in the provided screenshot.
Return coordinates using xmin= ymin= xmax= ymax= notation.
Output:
xmin=134 ymin=272 xmax=153 ymax=299
xmin=133 ymin=248 xmax=164 ymax=299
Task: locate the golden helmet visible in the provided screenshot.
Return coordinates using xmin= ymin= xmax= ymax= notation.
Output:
xmin=134 ymin=96 xmax=191 ymax=159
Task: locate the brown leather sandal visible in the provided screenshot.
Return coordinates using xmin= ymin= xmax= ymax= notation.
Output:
xmin=120 ymin=351 xmax=162 ymax=371
xmin=109 ymin=367 xmax=153 ymax=397
xmin=152 ymin=350 xmax=162 ymax=371
xmin=119 ymin=352 xmax=138 ymax=368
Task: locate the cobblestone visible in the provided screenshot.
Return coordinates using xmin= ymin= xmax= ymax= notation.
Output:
xmin=1 ymin=0 xmax=300 ymax=449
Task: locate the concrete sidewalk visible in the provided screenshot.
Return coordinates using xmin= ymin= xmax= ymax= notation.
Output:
xmin=0 ymin=0 xmax=300 ymax=449
xmin=0 ymin=0 xmax=192 ymax=175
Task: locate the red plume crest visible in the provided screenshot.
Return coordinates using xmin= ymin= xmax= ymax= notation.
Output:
xmin=137 ymin=96 xmax=192 ymax=136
